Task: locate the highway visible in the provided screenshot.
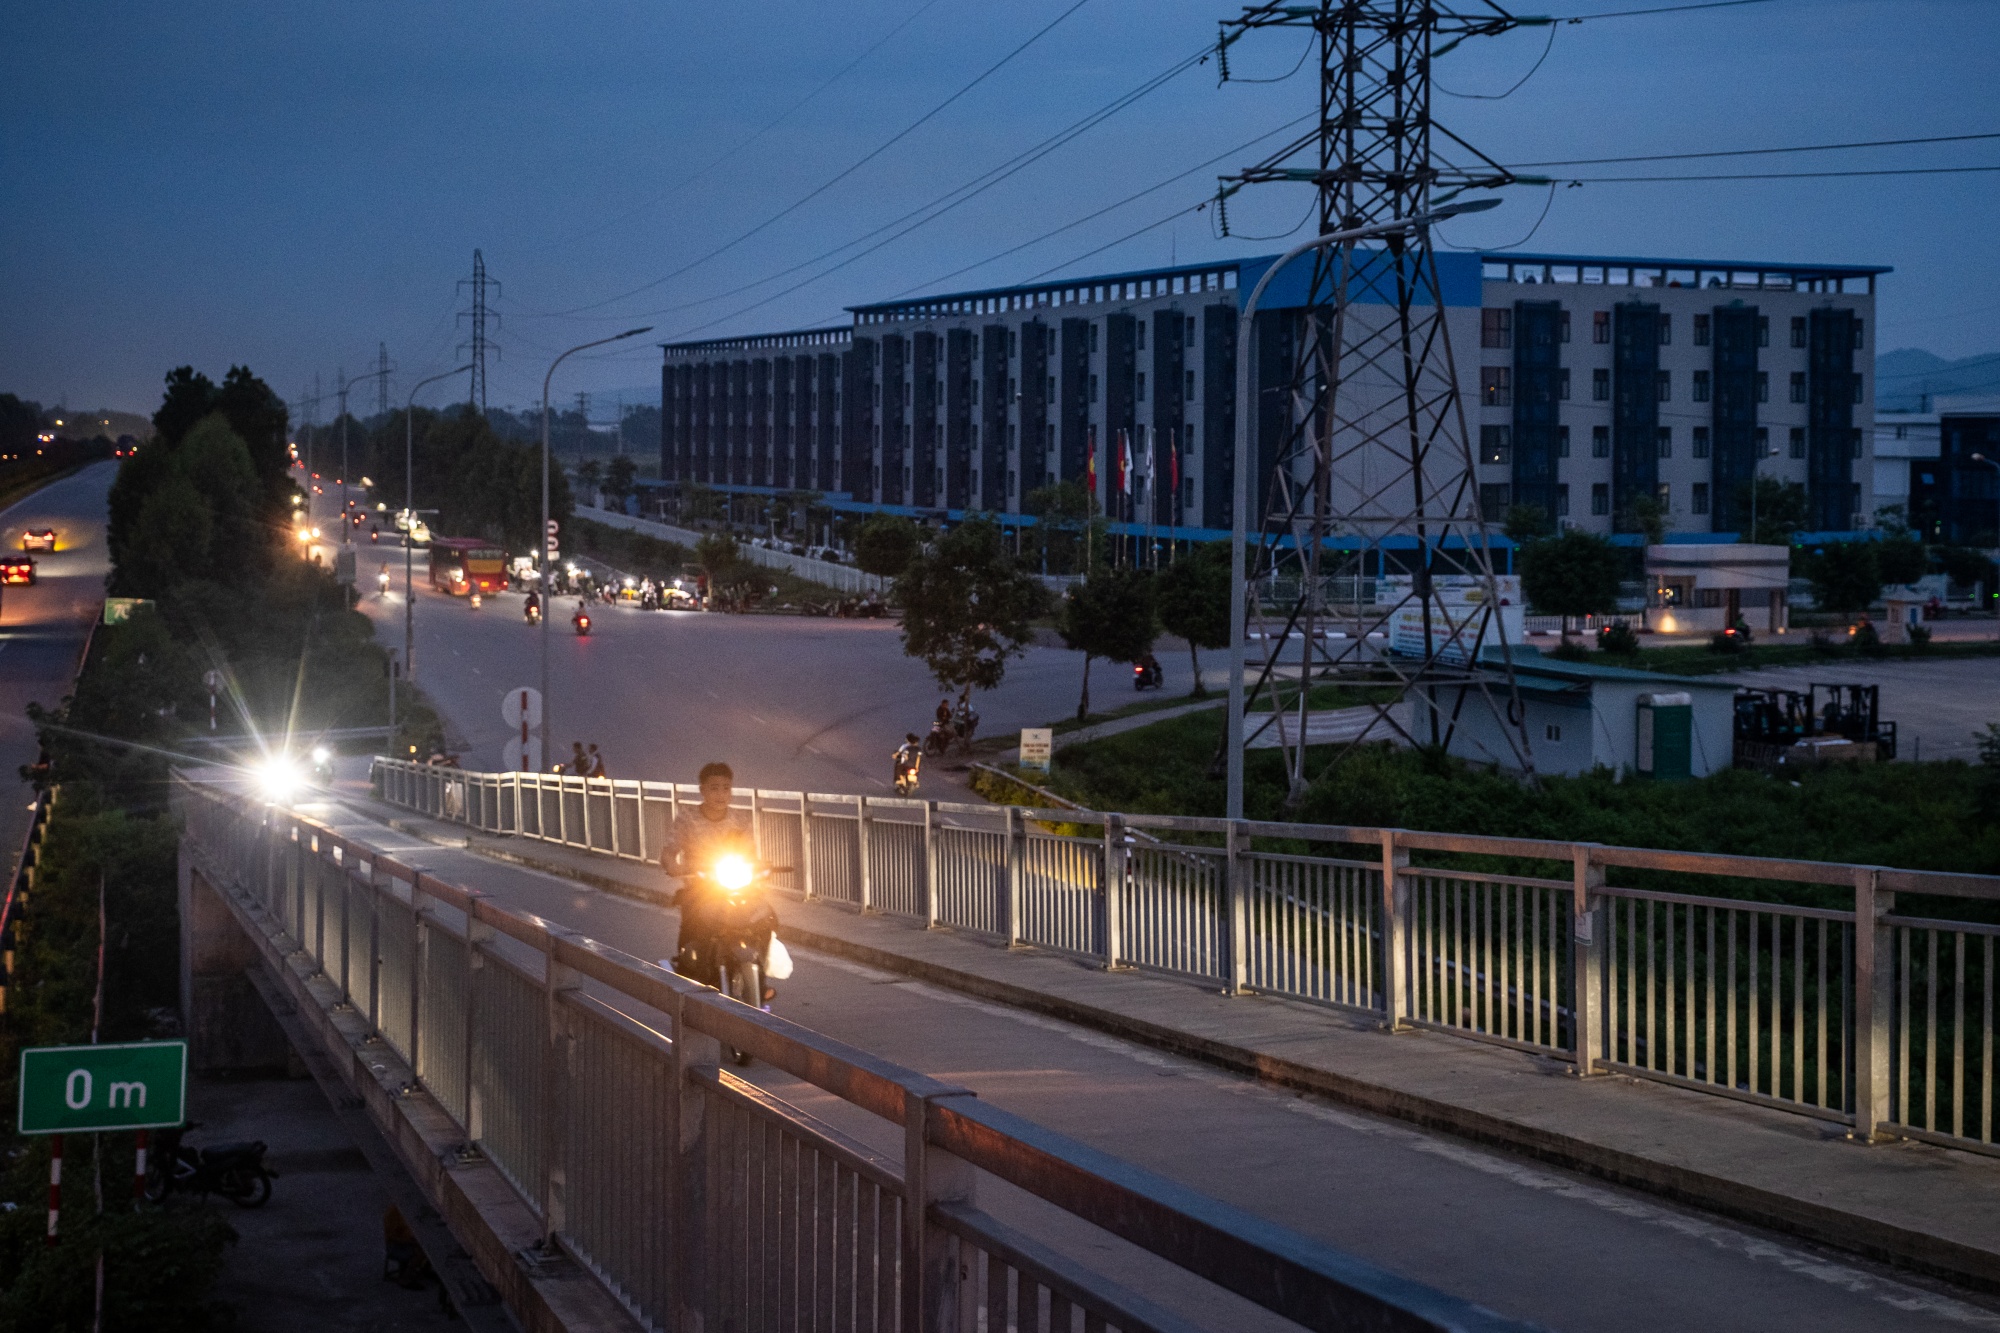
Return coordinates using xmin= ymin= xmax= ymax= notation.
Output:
xmin=0 ymin=462 xmax=116 ymax=854
xmin=300 ymin=786 xmax=2000 ymax=1333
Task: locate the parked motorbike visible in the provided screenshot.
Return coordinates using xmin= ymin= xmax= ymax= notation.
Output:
xmin=922 ymin=721 xmax=952 ymax=758
xmin=1133 ymin=655 xmax=1163 ymax=691
xmin=672 ymin=852 xmax=788 ymax=1066
xmin=144 ymin=1122 xmax=278 ymax=1207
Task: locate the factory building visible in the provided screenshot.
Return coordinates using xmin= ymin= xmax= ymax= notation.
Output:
xmin=1874 ymin=396 xmax=2000 ymax=547
xmin=660 ymin=249 xmax=1883 ymax=541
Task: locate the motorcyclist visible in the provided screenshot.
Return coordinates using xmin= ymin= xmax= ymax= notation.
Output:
xmin=661 ymin=762 xmax=777 ymax=1001
xmin=524 ymin=588 xmax=541 ymax=622
xmin=377 ymin=565 xmax=392 ymax=597
xmin=893 ymin=733 xmax=923 ymax=794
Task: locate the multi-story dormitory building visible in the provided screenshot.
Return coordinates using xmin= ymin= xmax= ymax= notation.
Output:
xmin=659 ymin=248 xmax=1883 ymax=542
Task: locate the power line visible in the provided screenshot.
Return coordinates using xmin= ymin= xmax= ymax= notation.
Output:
xmin=1508 ymin=130 xmax=2000 ymax=168
xmin=546 ymin=0 xmax=1100 ymax=318
xmin=1558 ymin=0 xmax=1778 ymax=19
xmin=599 ymin=43 xmax=1215 ymax=324
xmin=1561 ymin=164 xmax=2000 ymax=182
xmin=527 ymin=0 xmax=950 ymax=256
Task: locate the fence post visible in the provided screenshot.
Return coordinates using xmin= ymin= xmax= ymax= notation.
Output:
xmin=923 ymin=800 xmax=939 ymax=929
xmin=365 ymin=864 xmax=382 ymax=1030
xmin=798 ymin=792 xmax=815 ymax=902
xmin=463 ymin=899 xmax=492 ymax=1144
xmin=903 ymin=1089 xmax=978 ymax=1333
xmin=1226 ymin=820 xmax=1250 ymax=996
xmin=1570 ymin=845 xmax=1607 ymax=1076
xmin=749 ymin=787 xmax=764 ymax=862
xmin=1379 ymin=830 xmax=1410 ymax=1030
xmin=1004 ymin=806 xmax=1023 ymax=948
xmin=409 ymin=883 xmax=427 ymax=1080
xmin=634 ymin=783 xmax=649 ymax=863
xmin=540 ymin=938 xmax=580 ymax=1245
xmin=1102 ymin=815 xmax=1125 ymax=971
xmin=669 ymin=988 xmax=722 ymax=1331
xmin=857 ymin=795 xmax=874 ymax=913
xmin=1851 ymin=866 xmax=1894 ymax=1142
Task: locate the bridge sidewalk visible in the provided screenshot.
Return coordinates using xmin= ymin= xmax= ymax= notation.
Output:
xmin=369 ymin=798 xmax=2000 ymax=1295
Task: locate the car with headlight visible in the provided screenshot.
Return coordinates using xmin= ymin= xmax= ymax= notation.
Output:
xmin=21 ymin=528 xmax=55 ymax=551
xmin=0 ymin=555 xmax=36 ymax=585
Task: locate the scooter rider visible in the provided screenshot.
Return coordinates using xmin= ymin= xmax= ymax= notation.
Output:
xmin=661 ymin=762 xmax=776 ymax=999
xmin=524 ymin=588 xmax=541 ymax=622
xmin=893 ymin=732 xmax=923 ymax=793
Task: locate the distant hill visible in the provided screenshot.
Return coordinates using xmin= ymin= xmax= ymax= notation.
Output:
xmin=1876 ymin=349 xmax=2000 ymax=412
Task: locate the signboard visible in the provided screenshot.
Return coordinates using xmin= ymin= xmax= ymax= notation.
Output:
xmin=1381 ymin=576 xmax=1524 ymax=666
xmin=102 ymin=598 xmax=152 ymax=624
xmin=18 ymin=1041 xmax=187 ymax=1134
xmin=1018 ymin=728 xmax=1053 ymax=774
xmin=502 ymin=736 xmax=545 ymax=773
xmin=500 ymin=687 xmax=544 ymax=729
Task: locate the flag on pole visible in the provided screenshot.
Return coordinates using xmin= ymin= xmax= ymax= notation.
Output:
xmin=1117 ymin=431 xmax=1131 ymax=494
xmin=1086 ymin=438 xmax=1097 ymax=496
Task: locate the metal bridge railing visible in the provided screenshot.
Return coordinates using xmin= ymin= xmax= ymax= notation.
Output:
xmin=179 ymin=771 xmax=1534 ymax=1333
xmin=368 ymin=758 xmax=2000 ymax=1161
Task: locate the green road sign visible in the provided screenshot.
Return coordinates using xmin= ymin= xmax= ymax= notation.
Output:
xmin=17 ymin=1041 xmax=187 ymax=1134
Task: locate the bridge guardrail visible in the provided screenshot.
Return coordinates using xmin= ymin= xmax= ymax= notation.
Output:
xmin=371 ymin=757 xmax=1999 ymax=1160
xmin=178 ymin=770 xmax=1536 ymax=1333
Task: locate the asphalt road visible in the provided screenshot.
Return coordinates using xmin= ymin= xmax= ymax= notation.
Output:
xmin=303 ymin=790 xmax=2000 ymax=1333
xmin=318 ymin=488 xmax=1226 ymax=794
xmin=0 ymin=462 xmax=116 ymax=853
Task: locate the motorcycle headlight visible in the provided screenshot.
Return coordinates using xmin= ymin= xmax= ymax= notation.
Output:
xmin=713 ymin=854 xmax=753 ymax=892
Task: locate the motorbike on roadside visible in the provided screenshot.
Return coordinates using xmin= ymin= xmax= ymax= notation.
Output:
xmin=144 ymin=1122 xmax=278 ymax=1207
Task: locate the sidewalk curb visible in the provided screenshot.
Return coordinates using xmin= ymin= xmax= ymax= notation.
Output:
xmin=402 ymin=811 xmax=2000 ymax=1296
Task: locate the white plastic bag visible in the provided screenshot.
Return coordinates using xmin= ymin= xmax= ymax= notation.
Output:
xmin=763 ymin=935 xmax=795 ymax=981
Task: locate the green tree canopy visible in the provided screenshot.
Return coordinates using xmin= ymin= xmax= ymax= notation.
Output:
xmin=894 ymin=518 xmax=1047 ymax=701
xmin=1058 ymin=566 xmax=1157 ymax=720
xmin=605 ymin=455 xmax=638 ymax=508
xmin=1740 ymin=477 xmax=1810 ymax=547
xmin=1876 ymin=535 xmax=1927 ymax=588
xmin=1155 ymin=543 xmax=1231 ymax=695
xmin=1519 ymin=530 xmax=1622 ymax=638
xmin=854 ymin=513 xmax=923 ymax=577
xmin=1807 ymin=540 xmax=1881 ymax=616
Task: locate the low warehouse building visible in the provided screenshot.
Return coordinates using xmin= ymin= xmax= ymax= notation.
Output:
xmin=1426 ymin=652 xmax=1736 ymax=780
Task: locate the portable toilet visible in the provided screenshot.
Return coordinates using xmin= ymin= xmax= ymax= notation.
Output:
xmin=1636 ymin=692 xmax=1694 ymax=781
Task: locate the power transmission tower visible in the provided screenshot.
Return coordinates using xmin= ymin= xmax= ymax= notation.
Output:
xmin=1216 ymin=1 xmax=1537 ymax=803
xmin=375 ymin=342 xmax=396 ymax=418
xmin=457 ymin=249 xmax=501 ymax=414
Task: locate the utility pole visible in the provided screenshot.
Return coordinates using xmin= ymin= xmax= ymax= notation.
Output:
xmin=1216 ymin=0 xmax=1539 ymax=814
xmin=458 ymin=250 xmax=500 ymax=415
xmin=375 ymin=343 xmax=395 ymax=418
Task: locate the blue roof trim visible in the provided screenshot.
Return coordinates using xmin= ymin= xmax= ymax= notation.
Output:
xmin=1483 ymin=251 xmax=1890 ymax=278
xmin=1238 ymin=249 xmax=1482 ymax=311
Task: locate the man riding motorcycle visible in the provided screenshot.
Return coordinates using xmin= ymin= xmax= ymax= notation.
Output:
xmin=660 ymin=762 xmax=778 ymax=1005
xmin=893 ymin=732 xmax=923 ymax=794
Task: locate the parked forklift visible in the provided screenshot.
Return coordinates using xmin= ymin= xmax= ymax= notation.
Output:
xmin=1733 ymin=682 xmax=1897 ymax=769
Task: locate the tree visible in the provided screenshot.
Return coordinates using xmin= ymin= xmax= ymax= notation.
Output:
xmin=605 ymin=456 xmax=637 ymax=510
xmin=1627 ymin=494 xmax=1668 ymax=547
xmin=1502 ymin=503 xmax=1554 ymax=545
xmin=1155 ymin=543 xmax=1230 ymax=695
xmin=575 ymin=458 xmax=603 ymax=501
xmin=894 ymin=518 xmax=1046 ymax=706
xmin=1058 ymin=566 xmax=1157 ymax=721
xmin=1518 ymin=530 xmax=1622 ymax=640
xmin=1807 ymin=540 xmax=1881 ymax=617
xmin=854 ymin=513 xmax=922 ymax=577
xmin=1876 ymin=534 xmax=1927 ymax=589
xmin=1740 ymin=477 xmax=1810 ymax=547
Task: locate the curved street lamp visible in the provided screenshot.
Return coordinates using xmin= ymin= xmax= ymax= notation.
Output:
xmin=539 ymin=327 xmax=652 ymax=771
xmin=400 ymin=364 xmax=474 ymax=688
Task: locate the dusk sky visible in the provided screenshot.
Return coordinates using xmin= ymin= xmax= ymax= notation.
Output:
xmin=4 ymin=0 xmax=1997 ymax=419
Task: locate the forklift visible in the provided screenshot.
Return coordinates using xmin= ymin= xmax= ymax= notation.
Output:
xmin=1733 ymin=683 xmax=1897 ymax=768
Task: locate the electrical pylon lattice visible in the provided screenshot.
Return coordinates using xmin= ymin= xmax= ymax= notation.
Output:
xmin=1217 ymin=1 xmax=1538 ymax=802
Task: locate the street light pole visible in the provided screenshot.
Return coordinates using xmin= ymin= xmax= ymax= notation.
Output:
xmin=333 ymin=368 xmax=380 ymax=545
xmin=403 ymin=365 xmax=474 ymax=688
xmin=1225 ymin=201 xmax=1499 ymax=821
xmin=541 ymin=328 xmax=652 ymax=772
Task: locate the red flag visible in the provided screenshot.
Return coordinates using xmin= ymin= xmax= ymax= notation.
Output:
xmin=1086 ymin=442 xmax=1097 ymax=495
xmin=1118 ymin=431 xmax=1132 ymax=494
xmin=1170 ymin=440 xmax=1180 ymax=491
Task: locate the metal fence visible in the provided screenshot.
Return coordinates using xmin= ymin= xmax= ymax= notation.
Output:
xmin=180 ymin=772 xmax=1533 ymax=1333
xmin=373 ymin=758 xmax=2000 ymax=1159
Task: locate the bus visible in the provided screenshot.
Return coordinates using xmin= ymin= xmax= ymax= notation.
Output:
xmin=428 ymin=538 xmax=509 ymax=596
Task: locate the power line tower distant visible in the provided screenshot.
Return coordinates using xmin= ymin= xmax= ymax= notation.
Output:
xmin=457 ymin=249 xmax=501 ymax=414
xmin=374 ymin=342 xmax=396 ymax=418
xmin=574 ymin=391 xmax=590 ymax=423
xmin=1216 ymin=1 xmax=1537 ymax=807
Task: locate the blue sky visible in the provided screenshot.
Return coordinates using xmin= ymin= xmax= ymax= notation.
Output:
xmin=3 ymin=0 xmax=1996 ymax=417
